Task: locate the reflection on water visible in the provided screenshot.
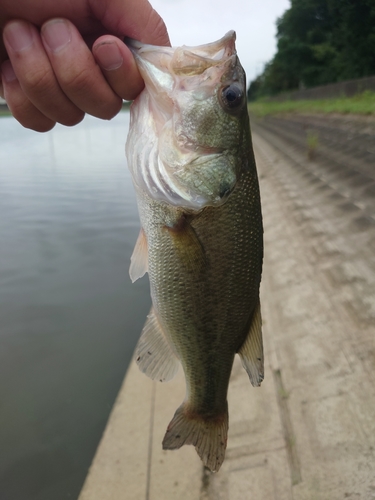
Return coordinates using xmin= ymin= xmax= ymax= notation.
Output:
xmin=0 ymin=113 xmax=150 ymax=500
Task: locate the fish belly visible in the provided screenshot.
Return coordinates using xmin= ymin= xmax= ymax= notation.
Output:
xmin=134 ymin=164 xmax=263 ymax=472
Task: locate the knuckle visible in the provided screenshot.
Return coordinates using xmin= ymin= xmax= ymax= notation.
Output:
xmin=60 ymin=65 xmax=93 ymax=94
xmin=57 ymin=64 xmax=122 ymax=120
xmin=23 ymin=67 xmax=55 ymax=96
xmin=5 ymin=88 xmax=55 ymax=132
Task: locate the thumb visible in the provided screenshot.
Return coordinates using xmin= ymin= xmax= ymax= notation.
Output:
xmin=90 ymin=0 xmax=170 ymax=46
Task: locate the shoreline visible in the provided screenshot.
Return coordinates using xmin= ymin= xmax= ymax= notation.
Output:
xmin=78 ymin=122 xmax=375 ymax=498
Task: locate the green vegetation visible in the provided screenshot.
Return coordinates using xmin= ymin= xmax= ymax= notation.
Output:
xmin=306 ymin=130 xmax=319 ymax=159
xmin=248 ymin=91 xmax=375 ymax=117
xmin=0 ymin=103 xmax=131 ymax=118
xmin=248 ymin=0 xmax=375 ymax=100
xmin=0 ymin=109 xmax=11 ymax=117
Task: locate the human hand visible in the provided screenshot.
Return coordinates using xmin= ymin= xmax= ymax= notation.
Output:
xmin=0 ymin=0 xmax=169 ymax=131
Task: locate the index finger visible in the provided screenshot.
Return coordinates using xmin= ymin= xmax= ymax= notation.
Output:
xmin=90 ymin=0 xmax=170 ymax=100
xmin=92 ymin=36 xmax=144 ymax=101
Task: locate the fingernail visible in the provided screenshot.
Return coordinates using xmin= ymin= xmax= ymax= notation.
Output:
xmin=42 ymin=19 xmax=72 ymax=53
xmin=94 ymin=42 xmax=123 ymax=71
xmin=4 ymin=21 xmax=34 ymax=52
xmin=1 ymin=60 xmax=17 ymax=83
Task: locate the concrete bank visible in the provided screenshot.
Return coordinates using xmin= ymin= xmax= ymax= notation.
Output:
xmin=79 ymin=127 xmax=375 ymax=499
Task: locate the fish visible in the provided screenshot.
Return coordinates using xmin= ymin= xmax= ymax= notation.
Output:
xmin=125 ymin=31 xmax=263 ymax=473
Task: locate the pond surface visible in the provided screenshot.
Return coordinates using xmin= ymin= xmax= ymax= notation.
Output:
xmin=0 ymin=112 xmax=150 ymax=500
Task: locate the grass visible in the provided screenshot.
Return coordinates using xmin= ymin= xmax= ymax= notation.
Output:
xmin=306 ymin=129 xmax=319 ymax=160
xmin=248 ymin=90 xmax=375 ymax=117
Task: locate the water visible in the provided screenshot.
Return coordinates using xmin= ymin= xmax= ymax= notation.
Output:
xmin=0 ymin=112 xmax=151 ymax=500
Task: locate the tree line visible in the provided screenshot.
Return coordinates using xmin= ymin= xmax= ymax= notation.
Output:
xmin=248 ymin=0 xmax=375 ymax=100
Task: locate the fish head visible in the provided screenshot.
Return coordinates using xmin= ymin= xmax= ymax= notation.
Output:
xmin=126 ymin=31 xmax=250 ymax=211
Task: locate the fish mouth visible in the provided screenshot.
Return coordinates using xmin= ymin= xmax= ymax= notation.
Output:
xmin=125 ymin=31 xmax=237 ymax=79
xmin=126 ymin=30 xmax=236 ymax=51
xmin=126 ymin=32 xmax=241 ymax=211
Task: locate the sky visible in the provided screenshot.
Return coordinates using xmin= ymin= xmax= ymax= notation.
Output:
xmin=151 ymin=0 xmax=291 ymax=84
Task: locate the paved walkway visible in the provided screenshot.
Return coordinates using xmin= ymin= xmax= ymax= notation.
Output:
xmin=78 ymin=130 xmax=375 ymax=500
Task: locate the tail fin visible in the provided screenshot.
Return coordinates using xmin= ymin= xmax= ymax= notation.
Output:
xmin=162 ymin=403 xmax=228 ymax=472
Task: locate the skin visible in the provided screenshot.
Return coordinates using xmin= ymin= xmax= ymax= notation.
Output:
xmin=0 ymin=0 xmax=170 ymax=131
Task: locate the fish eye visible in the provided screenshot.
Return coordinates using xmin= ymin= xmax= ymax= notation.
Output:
xmin=220 ymin=84 xmax=244 ymax=111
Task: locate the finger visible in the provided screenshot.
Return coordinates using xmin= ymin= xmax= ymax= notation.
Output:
xmin=90 ymin=0 xmax=170 ymax=46
xmin=92 ymin=35 xmax=144 ymax=100
xmin=0 ymin=43 xmax=6 ymax=98
xmin=2 ymin=20 xmax=84 ymax=127
xmin=1 ymin=59 xmax=55 ymax=132
xmin=41 ymin=18 xmax=122 ymax=120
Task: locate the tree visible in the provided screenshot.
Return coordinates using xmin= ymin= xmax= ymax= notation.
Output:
xmin=248 ymin=0 xmax=375 ymax=98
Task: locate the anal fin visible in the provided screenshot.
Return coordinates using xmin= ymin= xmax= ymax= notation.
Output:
xmin=135 ymin=308 xmax=179 ymax=382
xmin=129 ymin=228 xmax=148 ymax=283
xmin=238 ymin=299 xmax=264 ymax=387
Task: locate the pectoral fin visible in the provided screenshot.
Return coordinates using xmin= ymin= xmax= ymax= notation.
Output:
xmin=164 ymin=215 xmax=206 ymax=272
xmin=129 ymin=228 xmax=148 ymax=283
xmin=135 ymin=308 xmax=180 ymax=382
xmin=238 ymin=299 xmax=264 ymax=387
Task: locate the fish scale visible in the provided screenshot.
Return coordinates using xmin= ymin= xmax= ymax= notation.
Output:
xmin=126 ymin=31 xmax=264 ymax=472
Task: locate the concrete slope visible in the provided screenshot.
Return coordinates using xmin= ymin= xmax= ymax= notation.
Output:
xmin=79 ymin=122 xmax=375 ymax=499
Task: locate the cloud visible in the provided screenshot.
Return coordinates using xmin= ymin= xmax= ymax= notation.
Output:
xmin=152 ymin=0 xmax=290 ymax=82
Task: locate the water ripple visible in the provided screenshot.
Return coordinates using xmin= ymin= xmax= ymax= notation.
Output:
xmin=0 ymin=112 xmax=150 ymax=500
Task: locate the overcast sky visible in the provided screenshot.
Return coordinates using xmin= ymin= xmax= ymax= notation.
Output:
xmin=151 ymin=0 xmax=290 ymax=84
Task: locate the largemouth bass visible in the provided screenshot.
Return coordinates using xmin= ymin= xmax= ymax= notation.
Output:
xmin=125 ymin=31 xmax=263 ymax=472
